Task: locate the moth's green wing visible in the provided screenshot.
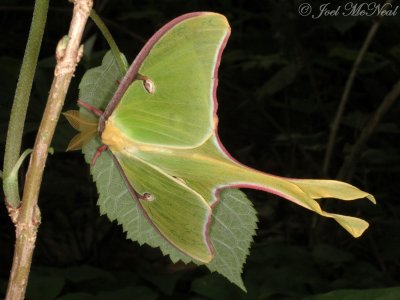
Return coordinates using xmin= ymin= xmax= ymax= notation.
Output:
xmin=109 ymin=12 xmax=230 ymax=148
xmin=133 ymin=135 xmax=375 ymax=238
xmin=79 ymin=51 xmax=256 ymax=289
xmin=114 ymin=152 xmax=213 ymax=263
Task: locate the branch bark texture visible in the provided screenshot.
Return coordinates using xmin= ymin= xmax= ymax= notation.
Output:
xmin=6 ymin=1 xmax=93 ymax=299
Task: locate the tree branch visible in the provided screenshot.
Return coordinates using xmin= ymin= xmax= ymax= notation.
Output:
xmin=338 ymin=79 xmax=400 ymax=180
xmin=322 ymin=1 xmax=393 ymax=176
xmin=5 ymin=1 xmax=93 ymax=299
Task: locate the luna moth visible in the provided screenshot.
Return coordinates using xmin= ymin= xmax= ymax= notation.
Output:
xmin=64 ymin=12 xmax=375 ymax=264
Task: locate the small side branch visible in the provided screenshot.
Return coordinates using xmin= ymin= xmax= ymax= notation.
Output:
xmin=322 ymin=1 xmax=392 ymax=175
xmin=338 ymin=79 xmax=400 ymax=180
xmin=90 ymin=9 xmax=127 ymax=74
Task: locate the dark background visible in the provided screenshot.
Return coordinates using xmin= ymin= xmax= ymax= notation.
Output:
xmin=1 ymin=0 xmax=400 ymax=299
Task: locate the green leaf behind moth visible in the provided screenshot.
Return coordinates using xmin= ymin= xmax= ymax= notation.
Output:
xmin=78 ymin=51 xmax=257 ymax=290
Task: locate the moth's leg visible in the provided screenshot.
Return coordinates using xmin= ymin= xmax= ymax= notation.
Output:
xmin=77 ymin=100 xmax=104 ymax=117
xmin=92 ymin=144 xmax=108 ymax=165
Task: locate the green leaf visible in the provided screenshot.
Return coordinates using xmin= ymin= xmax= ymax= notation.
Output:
xmin=206 ymin=189 xmax=257 ymax=290
xmin=56 ymin=287 xmax=159 ymax=300
xmin=312 ymin=244 xmax=355 ymax=265
xmin=241 ymin=54 xmax=286 ymax=71
xmin=61 ymin=266 xmax=116 ymax=284
xmin=329 ymin=46 xmax=382 ymax=63
xmin=26 ymin=269 xmax=65 ymax=300
xmin=79 ymin=51 xmax=257 ymax=290
xmin=136 ymin=261 xmax=182 ymax=295
xmin=191 ymin=273 xmax=245 ymax=300
xmin=56 ymin=293 xmax=95 ymax=300
xmin=303 ymin=287 xmax=400 ymax=300
xmin=257 ymin=62 xmax=302 ymax=98
xmin=96 ymin=286 xmax=158 ymax=300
